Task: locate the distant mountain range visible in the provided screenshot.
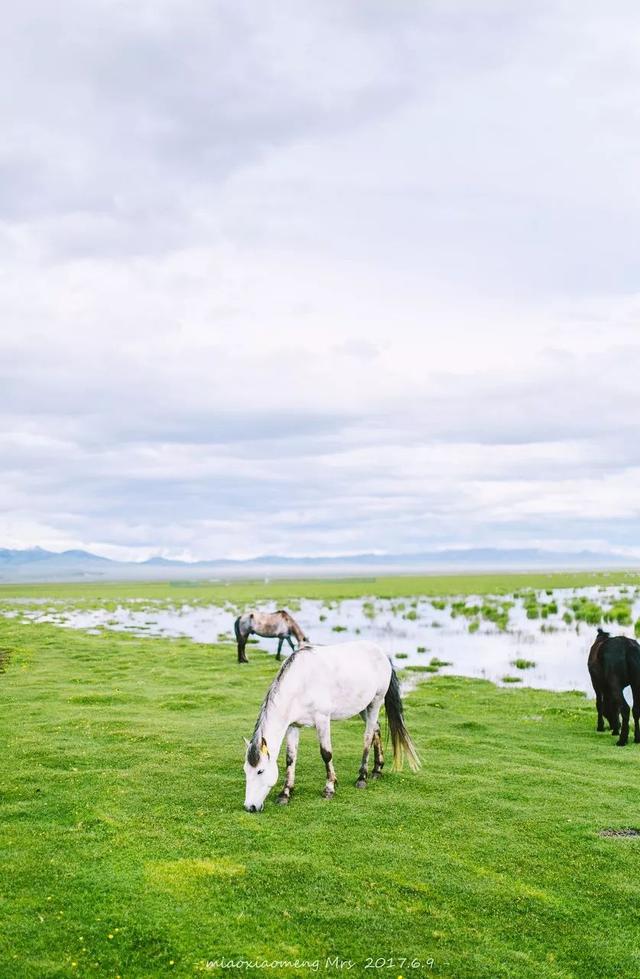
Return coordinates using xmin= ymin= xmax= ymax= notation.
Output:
xmin=0 ymin=546 xmax=634 ymax=583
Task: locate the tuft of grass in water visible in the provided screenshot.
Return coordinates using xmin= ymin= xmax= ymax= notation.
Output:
xmin=502 ymin=674 xmax=523 ymax=683
xmin=362 ymin=601 xmax=376 ymax=620
xmin=451 ymin=601 xmax=481 ymax=619
xmin=604 ymin=601 xmax=633 ymax=627
xmin=480 ymin=601 xmax=512 ymax=631
xmin=429 ymin=656 xmax=452 ymax=668
xmin=512 ymin=658 xmax=536 ymax=670
xmin=331 ymin=624 xmax=347 ymax=633
xmin=416 ymin=645 xmax=428 ymax=653
xmin=568 ymin=597 xmax=603 ymax=626
xmin=395 ymin=652 xmax=408 ymax=659
xmin=468 ymin=620 xmax=480 ymax=633
xmin=3 ymin=611 xmax=640 ymax=978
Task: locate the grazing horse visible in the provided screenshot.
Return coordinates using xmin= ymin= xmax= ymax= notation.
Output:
xmin=234 ymin=609 xmax=307 ymax=664
xmin=242 ymin=640 xmax=420 ymax=811
xmin=588 ymin=628 xmax=640 ymax=746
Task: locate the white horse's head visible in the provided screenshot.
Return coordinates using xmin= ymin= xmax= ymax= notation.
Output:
xmin=243 ymin=736 xmax=278 ymax=812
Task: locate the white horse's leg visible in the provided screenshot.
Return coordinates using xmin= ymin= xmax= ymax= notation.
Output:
xmin=315 ymin=715 xmax=337 ymax=799
xmin=276 ymin=725 xmax=300 ymax=805
xmin=371 ymin=721 xmax=384 ymax=778
xmin=356 ymin=698 xmax=384 ymax=788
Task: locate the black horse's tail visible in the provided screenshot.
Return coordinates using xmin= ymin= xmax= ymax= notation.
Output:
xmin=385 ymin=667 xmax=421 ymax=772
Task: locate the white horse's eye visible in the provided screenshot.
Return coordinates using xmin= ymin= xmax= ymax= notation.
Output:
xmin=257 ymin=769 xmax=264 ymax=775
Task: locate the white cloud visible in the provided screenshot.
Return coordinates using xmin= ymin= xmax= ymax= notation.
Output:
xmin=1 ymin=1 xmax=640 ymax=560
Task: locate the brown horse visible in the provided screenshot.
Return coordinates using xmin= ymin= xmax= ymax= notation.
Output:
xmin=234 ymin=609 xmax=308 ymax=664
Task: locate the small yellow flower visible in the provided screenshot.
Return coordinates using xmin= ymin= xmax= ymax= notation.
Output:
xmin=108 ymin=934 xmax=114 ymax=939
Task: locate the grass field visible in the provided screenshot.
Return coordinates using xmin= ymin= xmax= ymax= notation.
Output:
xmin=2 ymin=575 xmax=640 ymax=978
xmin=1 ymin=568 xmax=639 ymax=605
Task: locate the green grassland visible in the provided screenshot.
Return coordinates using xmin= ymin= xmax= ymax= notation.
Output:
xmin=2 ymin=576 xmax=640 ymax=978
xmin=0 ymin=568 xmax=639 ymax=605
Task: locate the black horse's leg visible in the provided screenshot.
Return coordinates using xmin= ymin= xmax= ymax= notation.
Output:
xmin=616 ymin=690 xmax=630 ymax=747
xmin=604 ymin=691 xmax=619 ymax=735
xmin=632 ymin=687 xmax=640 ymax=744
xmin=277 ymin=725 xmax=300 ymax=805
xmin=316 ymin=716 xmax=337 ymax=799
xmin=596 ymin=690 xmax=605 ymax=732
xmin=237 ymin=634 xmax=249 ymax=664
xmin=276 ymin=637 xmax=283 ymax=660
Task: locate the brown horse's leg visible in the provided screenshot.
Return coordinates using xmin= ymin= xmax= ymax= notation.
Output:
xmin=237 ymin=635 xmax=249 ymax=664
xmin=276 ymin=637 xmax=283 ymax=660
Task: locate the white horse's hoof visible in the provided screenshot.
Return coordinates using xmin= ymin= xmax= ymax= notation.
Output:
xmin=322 ymin=788 xmax=335 ymax=800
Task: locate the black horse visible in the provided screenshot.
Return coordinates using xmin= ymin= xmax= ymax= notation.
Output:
xmin=588 ymin=628 xmax=640 ymax=746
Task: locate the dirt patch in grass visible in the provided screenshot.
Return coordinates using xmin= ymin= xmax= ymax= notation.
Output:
xmin=599 ymin=828 xmax=640 ymax=838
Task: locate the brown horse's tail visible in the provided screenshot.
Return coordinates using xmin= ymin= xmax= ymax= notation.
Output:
xmin=234 ymin=616 xmax=242 ymax=643
xmin=385 ymin=667 xmax=421 ymax=772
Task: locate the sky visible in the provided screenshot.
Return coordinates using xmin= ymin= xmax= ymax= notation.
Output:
xmin=1 ymin=0 xmax=640 ymax=562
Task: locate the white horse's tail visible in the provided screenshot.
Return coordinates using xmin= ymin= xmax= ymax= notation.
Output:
xmin=385 ymin=668 xmax=421 ymax=772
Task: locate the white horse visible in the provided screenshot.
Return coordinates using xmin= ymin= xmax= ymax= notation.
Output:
xmin=243 ymin=640 xmax=420 ymax=811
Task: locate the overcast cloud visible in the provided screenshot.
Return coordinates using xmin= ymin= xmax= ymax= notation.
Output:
xmin=2 ymin=1 xmax=640 ymax=561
